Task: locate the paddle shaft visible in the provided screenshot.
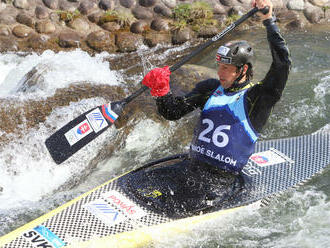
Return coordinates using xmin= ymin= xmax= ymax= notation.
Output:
xmin=122 ymin=7 xmax=267 ymax=106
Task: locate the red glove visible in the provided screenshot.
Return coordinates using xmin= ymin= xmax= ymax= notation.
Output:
xmin=142 ymin=66 xmax=171 ymax=97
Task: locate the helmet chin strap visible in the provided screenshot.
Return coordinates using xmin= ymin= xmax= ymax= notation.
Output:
xmin=231 ymin=66 xmax=246 ymax=88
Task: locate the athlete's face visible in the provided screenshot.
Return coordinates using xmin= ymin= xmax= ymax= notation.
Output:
xmin=217 ymin=63 xmax=241 ymax=89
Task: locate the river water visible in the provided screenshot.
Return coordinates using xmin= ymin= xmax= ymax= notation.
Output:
xmin=0 ymin=25 xmax=329 ymax=247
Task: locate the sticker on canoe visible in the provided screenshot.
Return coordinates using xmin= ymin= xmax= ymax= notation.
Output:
xmin=64 ymin=119 xmax=93 ymax=146
xmin=22 ymin=225 xmax=66 ymax=248
xmin=250 ymin=149 xmax=288 ymax=167
xmin=103 ymin=190 xmax=147 ymax=219
xmin=83 ymin=199 xmax=127 ymax=227
xmin=101 ymin=103 xmax=118 ymax=123
xmin=86 ymin=108 xmax=108 ymax=133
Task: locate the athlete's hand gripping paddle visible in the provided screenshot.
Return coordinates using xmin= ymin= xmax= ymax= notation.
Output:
xmin=45 ymin=6 xmax=269 ymax=164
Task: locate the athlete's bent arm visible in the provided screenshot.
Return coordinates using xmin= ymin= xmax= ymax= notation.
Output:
xmin=155 ymin=79 xmax=219 ymax=120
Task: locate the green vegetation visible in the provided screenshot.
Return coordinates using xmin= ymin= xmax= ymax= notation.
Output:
xmin=225 ymin=14 xmax=241 ymax=26
xmin=190 ymin=1 xmax=214 ymax=19
xmin=322 ymin=6 xmax=330 ymax=17
xmin=171 ymin=20 xmax=187 ymax=31
xmin=100 ymin=9 xmax=136 ymax=28
xmin=171 ymin=1 xmax=217 ymax=31
xmin=57 ymin=10 xmax=81 ymax=22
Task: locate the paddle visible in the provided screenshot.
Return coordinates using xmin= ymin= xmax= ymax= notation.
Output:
xmin=45 ymin=6 xmax=269 ymax=164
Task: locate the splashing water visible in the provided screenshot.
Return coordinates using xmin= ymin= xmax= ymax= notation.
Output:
xmin=0 ymin=27 xmax=330 ymax=247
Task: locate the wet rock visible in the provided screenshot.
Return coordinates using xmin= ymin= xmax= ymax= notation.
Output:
xmin=272 ymin=0 xmax=285 ymax=9
xmin=35 ymin=20 xmax=56 ymax=34
xmin=132 ymin=6 xmax=153 ymax=19
xmin=197 ymin=26 xmax=219 ymax=38
xmin=115 ymin=32 xmax=143 ymax=52
xmin=86 ymin=30 xmax=116 ymax=52
xmin=16 ymin=13 xmax=35 ymax=28
xmin=285 ymin=18 xmax=305 ymax=30
xmin=228 ymin=6 xmax=246 ymax=16
xmin=35 ymin=6 xmax=49 ymax=19
xmin=68 ymin=17 xmax=90 ymax=33
xmin=161 ymin=0 xmax=176 ymax=9
xmin=101 ymin=21 xmax=121 ymax=31
xmin=213 ymin=3 xmax=227 ymax=15
xmin=0 ymin=36 xmax=18 ymax=52
xmin=139 ymin=0 xmax=157 ymax=7
xmin=43 ymin=0 xmax=58 ymax=10
xmin=0 ymin=8 xmax=19 ymax=25
xmin=171 ymin=64 xmax=217 ymax=92
xmin=13 ymin=0 xmax=29 ymax=9
xmin=78 ymin=1 xmax=98 ymax=15
xmin=153 ymin=4 xmax=172 ymax=18
xmin=237 ymin=0 xmax=253 ymax=9
xmin=172 ymin=27 xmax=194 ymax=45
xmin=0 ymin=83 xmax=126 ymax=140
xmin=130 ymin=20 xmax=148 ymax=33
xmin=0 ymin=25 xmax=11 ymax=36
xmin=277 ymin=9 xmax=300 ymax=23
xmin=59 ymin=0 xmax=78 ymax=11
xmin=26 ymin=33 xmax=53 ymax=51
xmin=144 ymin=31 xmax=171 ymax=47
xmin=120 ymin=0 xmax=136 ymax=8
xmin=0 ymin=2 xmax=6 ymax=11
xmin=49 ymin=11 xmax=60 ymax=23
xmin=303 ymin=3 xmax=323 ymax=23
xmin=15 ymin=63 xmax=50 ymax=93
xmin=58 ymin=31 xmax=81 ymax=47
xmin=325 ymin=8 xmax=330 ymax=22
xmin=12 ymin=24 xmax=32 ymax=38
xmin=309 ymin=0 xmax=328 ymax=7
xmin=150 ymin=18 xmax=169 ymax=31
xmin=220 ymin=0 xmax=238 ymax=7
xmin=99 ymin=0 xmax=113 ymax=10
xmin=88 ymin=12 xmax=103 ymax=23
xmin=287 ymin=0 xmax=305 ymax=11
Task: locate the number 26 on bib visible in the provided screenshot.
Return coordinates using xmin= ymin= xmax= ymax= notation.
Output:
xmin=198 ymin=119 xmax=231 ymax=148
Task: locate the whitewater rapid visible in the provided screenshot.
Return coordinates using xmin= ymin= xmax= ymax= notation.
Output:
xmin=1 ymin=27 xmax=330 ymax=247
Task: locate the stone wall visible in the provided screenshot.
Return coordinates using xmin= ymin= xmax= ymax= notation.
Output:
xmin=0 ymin=0 xmax=329 ymax=53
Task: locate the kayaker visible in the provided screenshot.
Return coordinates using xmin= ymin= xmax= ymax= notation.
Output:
xmin=142 ymin=0 xmax=291 ymax=178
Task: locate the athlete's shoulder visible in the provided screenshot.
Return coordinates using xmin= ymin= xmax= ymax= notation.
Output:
xmin=194 ymin=78 xmax=220 ymax=94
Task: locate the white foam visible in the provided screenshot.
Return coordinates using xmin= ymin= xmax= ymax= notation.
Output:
xmin=0 ymin=97 xmax=116 ymax=209
xmin=0 ymin=50 xmax=122 ymax=98
xmin=314 ymin=71 xmax=330 ymax=99
xmin=152 ymin=189 xmax=330 ymax=248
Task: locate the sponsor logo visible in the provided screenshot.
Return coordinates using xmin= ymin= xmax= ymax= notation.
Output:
xmin=101 ymin=103 xmax=118 ymax=123
xmin=217 ymin=46 xmax=230 ymax=56
xmin=191 ymin=144 xmax=237 ymax=167
xmin=64 ymin=119 xmax=93 ymax=146
xmin=250 ymin=149 xmax=287 ymax=167
xmin=212 ymin=89 xmax=223 ymax=97
xmin=77 ymin=122 xmax=90 ymax=135
xmin=22 ymin=225 xmax=65 ymax=248
xmin=217 ymin=56 xmax=232 ymax=64
xmin=86 ymin=108 xmax=108 ymax=133
xmin=137 ymin=188 xmax=162 ymax=199
xmin=211 ymin=23 xmax=235 ymax=42
xmin=242 ymin=161 xmax=262 ymax=177
xmin=83 ymin=199 xmax=127 ymax=227
xmin=103 ymin=190 xmax=146 ymax=219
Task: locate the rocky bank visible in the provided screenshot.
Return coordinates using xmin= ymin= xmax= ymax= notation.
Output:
xmin=0 ymin=0 xmax=329 ymax=54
